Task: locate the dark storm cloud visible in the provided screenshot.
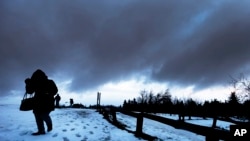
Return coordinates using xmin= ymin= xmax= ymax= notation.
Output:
xmin=1 ymin=0 xmax=250 ymax=96
xmin=152 ymin=1 xmax=250 ymax=89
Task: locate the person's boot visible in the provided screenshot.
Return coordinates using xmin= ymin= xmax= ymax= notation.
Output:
xmin=32 ymin=131 xmax=45 ymax=136
xmin=47 ymin=124 xmax=52 ymax=132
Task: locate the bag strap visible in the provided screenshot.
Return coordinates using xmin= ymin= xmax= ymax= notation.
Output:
xmin=23 ymin=92 xmax=34 ymax=100
xmin=22 ymin=93 xmax=27 ymax=100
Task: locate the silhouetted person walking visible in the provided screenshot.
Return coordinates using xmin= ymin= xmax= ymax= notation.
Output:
xmin=70 ymin=98 xmax=74 ymax=107
xmin=55 ymin=94 xmax=61 ymax=108
xmin=25 ymin=69 xmax=58 ymax=136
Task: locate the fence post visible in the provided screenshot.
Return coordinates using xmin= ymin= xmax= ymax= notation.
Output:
xmin=136 ymin=113 xmax=143 ymax=135
xmin=111 ymin=107 xmax=117 ymax=124
xmin=103 ymin=108 xmax=109 ymax=119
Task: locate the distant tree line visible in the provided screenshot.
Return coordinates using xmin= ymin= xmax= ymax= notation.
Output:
xmin=123 ymin=89 xmax=250 ymax=123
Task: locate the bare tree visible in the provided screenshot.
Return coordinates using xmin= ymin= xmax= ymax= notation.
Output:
xmin=138 ymin=89 xmax=147 ymax=104
xmin=148 ymin=91 xmax=154 ymax=105
xmin=229 ymin=73 xmax=250 ymax=102
xmin=160 ymin=89 xmax=172 ymax=104
xmin=154 ymin=92 xmax=162 ymax=105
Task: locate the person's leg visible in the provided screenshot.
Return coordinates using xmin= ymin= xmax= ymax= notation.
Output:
xmin=56 ymin=101 xmax=59 ymax=107
xmin=41 ymin=111 xmax=52 ymax=132
xmin=33 ymin=112 xmax=45 ymax=135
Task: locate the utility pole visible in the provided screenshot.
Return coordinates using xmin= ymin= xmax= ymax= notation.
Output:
xmin=97 ymin=92 xmax=101 ymax=111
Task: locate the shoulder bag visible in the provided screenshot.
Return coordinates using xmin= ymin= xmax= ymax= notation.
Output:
xmin=19 ymin=93 xmax=34 ymax=111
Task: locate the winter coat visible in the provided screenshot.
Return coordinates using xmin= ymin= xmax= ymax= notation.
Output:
xmin=26 ymin=78 xmax=58 ymax=112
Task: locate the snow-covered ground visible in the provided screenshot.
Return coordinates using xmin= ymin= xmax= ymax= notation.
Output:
xmin=151 ymin=113 xmax=234 ymax=130
xmin=0 ymin=104 xmax=233 ymax=141
xmin=0 ymin=104 xmax=142 ymax=141
xmin=116 ymin=113 xmax=204 ymax=141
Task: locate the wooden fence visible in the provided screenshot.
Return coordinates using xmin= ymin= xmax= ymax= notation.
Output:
xmin=99 ymin=106 xmax=233 ymax=141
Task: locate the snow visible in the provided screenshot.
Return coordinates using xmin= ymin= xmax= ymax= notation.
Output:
xmin=0 ymin=104 xmax=233 ymax=141
xmin=116 ymin=113 xmax=204 ymax=141
xmin=152 ymin=113 xmax=234 ymax=130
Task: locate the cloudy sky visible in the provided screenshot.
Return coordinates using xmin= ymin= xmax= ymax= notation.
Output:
xmin=1 ymin=0 xmax=250 ymax=105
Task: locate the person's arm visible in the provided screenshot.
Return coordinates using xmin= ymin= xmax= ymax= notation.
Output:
xmin=25 ymin=78 xmax=34 ymax=94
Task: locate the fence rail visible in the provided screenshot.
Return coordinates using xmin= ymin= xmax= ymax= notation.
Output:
xmin=99 ymin=106 xmax=231 ymax=141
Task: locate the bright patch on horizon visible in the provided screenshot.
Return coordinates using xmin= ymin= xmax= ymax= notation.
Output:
xmin=57 ymin=78 xmax=168 ymax=106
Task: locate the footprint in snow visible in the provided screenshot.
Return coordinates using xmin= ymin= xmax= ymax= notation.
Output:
xmin=70 ymin=128 xmax=75 ymax=131
xmin=102 ymin=136 xmax=111 ymax=141
xmin=76 ymin=133 xmax=81 ymax=137
xmin=52 ymin=133 xmax=58 ymax=137
xmin=19 ymin=130 xmax=30 ymax=136
xmin=62 ymin=129 xmax=67 ymax=132
xmin=63 ymin=137 xmax=70 ymax=141
xmin=81 ymin=136 xmax=88 ymax=141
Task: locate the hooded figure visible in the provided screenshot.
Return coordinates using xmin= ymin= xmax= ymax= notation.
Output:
xmin=25 ymin=69 xmax=58 ymax=135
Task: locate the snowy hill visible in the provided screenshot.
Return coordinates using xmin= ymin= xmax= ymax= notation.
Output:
xmin=0 ymin=104 xmax=141 ymax=141
xmin=0 ymin=104 xmax=233 ymax=141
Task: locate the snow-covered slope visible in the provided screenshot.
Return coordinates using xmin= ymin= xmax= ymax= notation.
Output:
xmin=0 ymin=104 xmax=141 ymax=141
xmin=1 ymin=104 xmax=233 ymax=141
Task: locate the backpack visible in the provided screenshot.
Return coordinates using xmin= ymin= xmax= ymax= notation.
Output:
xmin=47 ymin=79 xmax=58 ymax=96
